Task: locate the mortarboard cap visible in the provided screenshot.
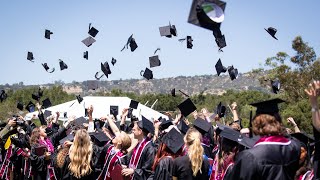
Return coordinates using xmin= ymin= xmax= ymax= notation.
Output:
xmin=177 ymin=119 xmax=190 ymax=134
xmin=187 ymin=36 xmax=193 ymax=49
xmin=90 ymin=131 xmax=110 ymax=147
xmin=43 ymin=110 xmax=52 ymax=119
xmin=0 ymin=90 xmax=7 ymax=102
xmin=193 ymin=118 xmax=211 ymax=134
xmin=83 ymin=51 xmax=88 ymax=60
xmin=32 ymin=93 xmax=40 ymax=101
xmin=149 ymin=55 xmax=161 ymax=68
xmin=265 ymin=27 xmax=278 ymax=40
xmin=161 ymin=128 xmax=184 ymax=154
xmin=160 ymin=118 xmax=173 ymax=131
xmin=26 ymin=101 xmax=35 ymax=113
xmin=42 ymin=98 xmax=52 ymax=109
xmin=42 ymin=63 xmax=55 ymax=73
xmin=59 ymin=134 xmax=74 ymax=145
xmin=159 ymin=22 xmax=177 ymax=38
xmin=82 ymin=36 xmax=96 ymax=47
xmin=101 ymin=61 xmax=112 ymax=78
xmin=228 ymin=66 xmax=238 ymax=80
xmin=59 ymin=59 xmax=68 ymax=71
xmin=110 ymin=106 xmax=119 ymax=117
xmin=137 ymin=116 xmax=155 ymax=134
xmin=250 ymin=98 xmax=285 ymax=116
xmin=291 ymin=132 xmax=314 ymax=149
xmin=17 ymin=102 xmax=24 ymax=111
xmin=215 ymin=59 xmax=227 ymax=76
xmin=216 ymin=102 xmax=226 ymax=118
xmin=129 ymin=100 xmax=139 ymax=109
xmin=111 ymin=58 xmax=117 ymax=66
xmin=141 ymin=68 xmax=153 ymax=80
xmin=121 ymin=34 xmax=138 ymax=52
xmin=215 ymin=34 xmax=226 ymax=50
xmin=72 ymin=116 xmax=87 ymax=127
xmin=177 ymin=98 xmax=197 ymax=117
xmin=27 ymin=52 xmax=34 ymax=62
xmin=271 ymin=79 xmax=281 ymax=94
xmin=86 ymin=80 xmax=99 ymax=90
xmin=45 ymin=29 xmax=53 ymax=39
xmin=171 ymin=88 xmax=176 ymax=97
xmin=76 ymin=95 xmax=83 ymax=104
xmin=88 ymin=23 xmax=99 ymax=37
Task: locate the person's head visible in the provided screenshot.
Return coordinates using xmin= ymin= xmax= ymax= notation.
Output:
xmin=68 ymin=129 xmax=93 ymax=178
xmin=112 ymin=131 xmax=132 ymax=153
xmin=132 ymin=122 xmax=144 ymax=139
xmin=184 ymin=128 xmax=204 ymax=177
xmin=30 ymin=127 xmax=41 ymax=146
xmin=152 ymin=142 xmax=183 ymax=171
xmin=39 ymin=125 xmax=47 ymax=138
xmin=252 ymin=114 xmax=283 ymax=136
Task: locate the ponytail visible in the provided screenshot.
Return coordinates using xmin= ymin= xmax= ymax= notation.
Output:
xmin=185 ymin=128 xmax=204 ymax=176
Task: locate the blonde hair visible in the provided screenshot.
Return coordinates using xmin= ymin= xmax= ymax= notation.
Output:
xmin=68 ymin=129 xmax=93 ymax=178
xmin=119 ymin=131 xmax=132 ymax=153
xmin=184 ymin=128 xmax=204 ymax=176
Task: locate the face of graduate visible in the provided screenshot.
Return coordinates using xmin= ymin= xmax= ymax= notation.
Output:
xmin=132 ymin=123 xmax=143 ymax=139
xmin=112 ymin=134 xmax=121 ymax=146
xmin=39 ymin=127 xmax=47 ymax=138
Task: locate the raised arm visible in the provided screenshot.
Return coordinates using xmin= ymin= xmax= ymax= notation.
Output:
xmin=305 ymin=80 xmax=320 ymax=132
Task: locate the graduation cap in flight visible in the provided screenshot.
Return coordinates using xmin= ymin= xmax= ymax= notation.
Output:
xmin=137 ymin=116 xmax=155 ymax=134
xmin=95 ymin=61 xmax=111 ymax=80
xmin=121 ymin=34 xmax=138 ymax=52
xmin=45 ymin=29 xmax=53 ymax=39
xmin=149 ymin=55 xmax=161 ymax=68
xmin=83 ymin=51 xmax=88 ymax=60
xmin=140 ymin=68 xmax=153 ymax=80
xmin=0 ymin=90 xmax=7 ymax=102
xmin=17 ymin=102 xmax=24 ymax=111
xmin=42 ymin=63 xmax=55 ymax=73
xmin=42 ymin=98 xmax=52 ymax=109
xmin=171 ymin=88 xmax=176 ymax=97
xmin=250 ymin=98 xmax=286 ymax=118
xmin=161 ymin=128 xmax=184 ymax=153
xmin=82 ymin=36 xmax=96 ymax=47
xmin=228 ymin=66 xmax=238 ymax=80
xmin=32 ymin=88 xmax=43 ymax=101
xmin=216 ymin=102 xmax=226 ymax=118
xmin=178 ymin=36 xmax=193 ymax=49
xmin=111 ymin=58 xmax=117 ymax=66
xmin=59 ymin=59 xmax=68 ymax=71
xmin=159 ymin=22 xmax=177 ymax=38
xmin=26 ymin=101 xmax=36 ymax=113
xmin=265 ymin=27 xmax=278 ymax=40
xmin=110 ymin=106 xmax=119 ymax=117
xmin=177 ymin=98 xmax=197 ymax=117
xmin=215 ymin=59 xmax=227 ymax=76
xmin=129 ymin=100 xmax=139 ymax=109
xmin=76 ymin=95 xmax=83 ymax=103
xmin=27 ymin=52 xmax=34 ymax=62
xmin=271 ymin=79 xmax=281 ymax=94
xmin=88 ymin=23 xmax=99 ymax=37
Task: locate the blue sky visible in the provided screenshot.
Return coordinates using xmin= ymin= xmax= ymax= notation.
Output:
xmin=0 ymin=0 xmax=319 ymax=85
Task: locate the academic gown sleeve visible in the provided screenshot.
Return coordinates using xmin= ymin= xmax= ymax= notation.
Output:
xmin=29 ymin=146 xmax=49 ymax=172
xmin=133 ymin=143 xmax=155 ymax=180
xmin=224 ymin=150 xmax=258 ymax=180
xmin=152 ymin=157 xmax=174 ymax=180
xmin=38 ymin=113 xmax=47 ymax=126
xmin=50 ymin=127 xmax=67 ymax=147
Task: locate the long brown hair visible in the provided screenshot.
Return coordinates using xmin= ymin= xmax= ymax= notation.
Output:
xmin=152 ymin=142 xmax=182 ymax=171
xmin=56 ymin=146 xmax=70 ymax=169
xmin=30 ymin=127 xmax=41 ymax=146
xmin=252 ymin=114 xmax=283 ymax=136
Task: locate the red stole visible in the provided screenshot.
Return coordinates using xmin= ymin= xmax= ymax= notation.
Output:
xmin=128 ymin=138 xmax=151 ymax=180
xmin=0 ymin=145 xmax=13 ymax=180
xmin=254 ymin=135 xmax=291 ymax=147
xmin=98 ymin=146 xmax=125 ymax=180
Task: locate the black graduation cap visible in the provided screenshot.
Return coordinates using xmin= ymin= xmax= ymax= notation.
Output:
xmin=111 ymin=58 xmax=117 ymax=66
xmin=83 ymin=51 xmax=88 ymax=60
xmin=129 ymin=100 xmax=139 ymax=109
xmin=177 ymin=119 xmax=190 ymax=134
xmin=193 ymin=118 xmax=211 ymax=134
xmin=27 ymin=52 xmax=34 ymax=62
xmin=45 ymin=29 xmax=53 ymax=39
xmin=59 ymin=134 xmax=74 ymax=145
xmin=271 ymin=79 xmax=281 ymax=94
xmin=110 ymin=106 xmax=119 ymax=117
xmin=291 ymin=132 xmax=315 ymax=149
xmin=76 ymin=95 xmax=83 ymax=103
xmin=177 ymin=98 xmax=197 ymax=117
xmin=215 ymin=34 xmax=226 ymax=51
xmin=215 ymin=59 xmax=227 ymax=76
xmin=88 ymin=23 xmax=99 ymax=37
xmin=121 ymin=34 xmax=138 ymax=52
xmin=86 ymin=80 xmax=99 ymax=90
xmin=17 ymin=102 xmax=24 ymax=111
xmin=42 ymin=98 xmax=52 ymax=109
xmin=161 ymin=128 xmax=184 ymax=154
xmin=59 ymin=59 xmax=68 ymax=71
xmin=171 ymin=88 xmax=176 ymax=97
xmin=82 ymin=36 xmax=96 ymax=47
xmin=216 ymin=102 xmax=226 ymax=118
xmin=101 ymin=61 xmax=112 ymax=77
xmin=43 ymin=110 xmax=52 ymax=119
xmin=42 ymin=63 xmax=55 ymax=73
xmin=160 ymin=118 xmax=173 ymax=131
xmin=178 ymin=36 xmax=193 ymax=49
xmin=26 ymin=101 xmax=35 ymax=113
xmin=90 ymin=131 xmax=110 ymax=147
xmin=228 ymin=66 xmax=238 ymax=80
xmin=250 ymin=98 xmax=286 ymax=116
xmin=0 ymin=90 xmax=7 ymax=102
xmin=159 ymin=22 xmax=177 ymax=38
xmin=137 ymin=116 xmax=155 ymax=134
xmin=32 ymin=93 xmax=40 ymax=101
xmin=149 ymin=55 xmax=161 ymax=68
xmin=265 ymin=27 xmax=278 ymax=40
xmin=72 ymin=116 xmax=87 ymax=127
xmin=140 ymin=68 xmax=153 ymax=80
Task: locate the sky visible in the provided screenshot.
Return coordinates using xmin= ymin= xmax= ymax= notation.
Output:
xmin=0 ymin=0 xmax=319 ymax=85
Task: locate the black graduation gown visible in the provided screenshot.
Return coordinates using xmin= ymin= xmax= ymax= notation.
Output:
xmin=225 ymin=139 xmax=300 ymax=180
xmin=153 ymin=157 xmax=174 ymax=180
xmin=313 ymin=126 xmax=320 ymax=179
xmin=126 ymin=141 xmax=155 ymax=180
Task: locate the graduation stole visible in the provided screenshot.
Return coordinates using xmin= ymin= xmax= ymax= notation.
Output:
xmin=98 ymin=146 xmax=125 ymax=180
xmin=254 ymin=135 xmax=290 ymax=147
xmin=0 ymin=145 xmax=13 ymax=180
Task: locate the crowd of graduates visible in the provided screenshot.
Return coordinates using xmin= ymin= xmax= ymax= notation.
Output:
xmin=0 ymin=81 xmax=319 ymax=180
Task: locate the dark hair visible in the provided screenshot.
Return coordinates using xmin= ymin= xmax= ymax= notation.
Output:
xmin=152 ymin=142 xmax=182 ymax=171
